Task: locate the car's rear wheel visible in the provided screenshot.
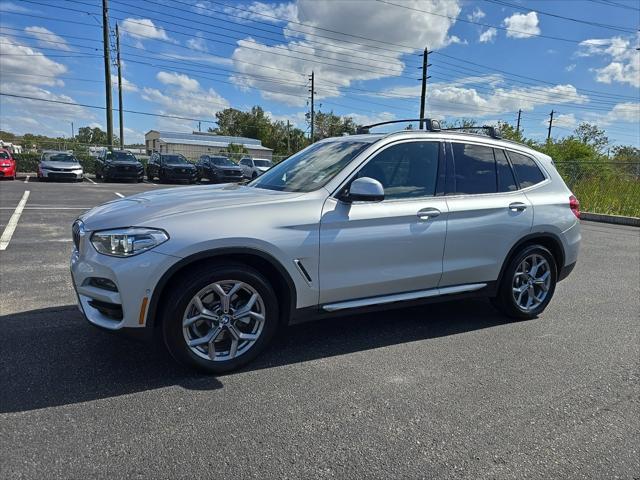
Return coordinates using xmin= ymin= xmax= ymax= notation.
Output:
xmin=162 ymin=264 xmax=279 ymax=374
xmin=492 ymin=245 xmax=557 ymax=319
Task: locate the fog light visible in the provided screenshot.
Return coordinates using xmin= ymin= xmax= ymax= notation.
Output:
xmin=88 ymin=277 xmax=118 ymax=292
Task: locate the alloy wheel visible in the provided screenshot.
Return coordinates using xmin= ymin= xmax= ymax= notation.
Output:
xmin=182 ymin=280 xmax=266 ymax=362
xmin=512 ymin=254 xmax=551 ymax=312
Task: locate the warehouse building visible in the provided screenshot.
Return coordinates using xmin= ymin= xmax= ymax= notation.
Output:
xmin=145 ymin=131 xmax=273 ymax=161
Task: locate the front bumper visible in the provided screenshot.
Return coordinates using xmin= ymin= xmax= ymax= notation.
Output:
xmin=104 ymin=167 xmax=144 ymax=179
xmin=41 ymin=169 xmax=83 ymax=180
xmin=70 ymin=241 xmax=178 ymax=331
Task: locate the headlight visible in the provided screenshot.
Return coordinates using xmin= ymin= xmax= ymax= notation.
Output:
xmin=90 ymin=227 xmax=169 ymax=257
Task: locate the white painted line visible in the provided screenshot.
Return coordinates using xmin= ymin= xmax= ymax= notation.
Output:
xmin=85 ymin=176 xmax=97 ymax=184
xmin=24 ymin=175 xmax=30 ymax=183
xmin=0 ymin=190 xmax=30 ymax=251
xmin=114 ymin=192 xmax=124 ymax=198
xmin=0 ymin=207 xmax=90 ymax=210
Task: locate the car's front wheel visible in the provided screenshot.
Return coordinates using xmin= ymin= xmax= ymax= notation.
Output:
xmin=162 ymin=263 xmax=279 ymax=374
xmin=492 ymin=245 xmax=557 ymax=319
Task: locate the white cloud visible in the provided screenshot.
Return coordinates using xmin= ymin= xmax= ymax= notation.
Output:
xmin=24 ymin=26 xmax=70 ymax=51
xmin=565 ymin=63 xmax=576 ymax=72
xmin=544 ymin=113 xmax=577 ymax=128
xmin=0 ymin=35 xmax=67 ymax=86
xmin=0 ymin=1 xmax=30 ymax=13
xmin=141 ymin=71 xmax=230 ymax=130
xmin=111 ymin=74 xmax=138 ymax=92
xmin=444 ymin=35 xmax=467 ymax=46
xmin=120 ymin=18 xmax=172 ymax=43
xmin=187 ymin=35 xmax=208 ymax=52
xmin=345 ymin=111 xmax=396 ymax=127
xmin=223 ymin=1 xmax=298 ymax=24
xmin=467 ymin=7 xmax=485 ymax=22
xmin=156 ymin=71 xmax=200 ymax=92
xmin=230 ymin=0 xmax=462 ymax=106
xmin=578 ymin=35 xmax=640 ymax=88
xmin=479 ymin=28 xmax=497 ymax=43
xmin=503 ymin=12 xmax=540 ymax=39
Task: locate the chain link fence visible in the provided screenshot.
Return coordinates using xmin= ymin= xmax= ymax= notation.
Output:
xmin=554 ymin=161 xmax=640 ymax=217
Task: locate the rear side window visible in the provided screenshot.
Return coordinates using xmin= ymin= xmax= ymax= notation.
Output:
xmin=357 ymin=141 xmax=439 ymax=200
xmin=495 ymin=149 xmax=518 ymax=192
xmin=508 ymin=151 xmax=546 ymax=188
xmin=451 ymin=143 xmax=497 ymax=194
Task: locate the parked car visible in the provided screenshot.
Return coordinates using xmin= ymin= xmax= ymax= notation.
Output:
xmin=239 ymin=157 xmax=273 ymax=179
xmin=0 ymin=148 xmax=17 ymax=180
xmin=196 ymin=155 xmax=244 ymax=183
xmin=71 ymin=122 xmax=581 ymax=374
xmin=146 ymin=153 xmax=198 ymax=183
xmin=38 ymin=151 xmax=83 ymax=182
xmin=95 ymin=150 xmax=144 ymax=182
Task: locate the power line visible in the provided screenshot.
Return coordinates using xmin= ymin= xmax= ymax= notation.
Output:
xmin=376 ymin=0 xmax=639 ymax=49
xmin=483 ymin=0 xmax=636 ymax=34
xmin=588 ymin=0 xmax=640 ymax=12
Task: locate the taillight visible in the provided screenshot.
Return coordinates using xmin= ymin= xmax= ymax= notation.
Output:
xmin=569 ymin=194 xmax=580 ymax=219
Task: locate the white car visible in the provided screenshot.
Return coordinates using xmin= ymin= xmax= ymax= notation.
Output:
xmin=39 ymin=151 xmax=84 ymax=182
xmin=239 ymin=157 xmax=273 ymax=179
xmin=70 ymin=122 xmax=581 ymax=373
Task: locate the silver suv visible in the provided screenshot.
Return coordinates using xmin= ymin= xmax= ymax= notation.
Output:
xmin=70 ymin=124 xmax=581 ymax=373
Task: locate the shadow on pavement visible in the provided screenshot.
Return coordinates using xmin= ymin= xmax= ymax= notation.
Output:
xmin=0 ymin=299 xmax=516 ymax=413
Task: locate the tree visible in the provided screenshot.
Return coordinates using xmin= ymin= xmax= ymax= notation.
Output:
xmin=312 ymin=111 xmax=357 ymax=140
xmin=75 ymin=126 xmax=119 ymax=147
xmin=573 ymin=123 xmax=609 ymax=155
xmin=219 ymin=143 xmax=249 ymax=162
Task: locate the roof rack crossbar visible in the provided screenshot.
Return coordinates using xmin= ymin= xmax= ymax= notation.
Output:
xmin=356 ymin=118 xmax=441 ymax=135
xmin=441 ymin=126 xmax=502 ymax=139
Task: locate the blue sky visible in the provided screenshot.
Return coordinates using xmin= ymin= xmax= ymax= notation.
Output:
xmin=0 ymin=0 xmax=638 ymax=146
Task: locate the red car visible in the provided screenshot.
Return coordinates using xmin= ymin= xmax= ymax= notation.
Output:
xmin=0 ymin=149 xmax=17 ymax=180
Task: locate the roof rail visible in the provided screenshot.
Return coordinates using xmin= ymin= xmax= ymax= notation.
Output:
xmin=441 ymin=125 xmax=502 ymax=139
xmin=356 ymin=118 xmax=441 ymax=134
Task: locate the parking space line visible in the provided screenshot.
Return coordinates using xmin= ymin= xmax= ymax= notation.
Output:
xmin=85 ymin=177 xmax=97 ymax=184
xmin=0 ymin=190 xmax=30 ymax=251
xmin=24 ymin=175 xmax=30 ymax=183
xmin=114 ymin=192 xmax=124 ymax=198
xmin=0 ymin=207 xmax=90 ymax=210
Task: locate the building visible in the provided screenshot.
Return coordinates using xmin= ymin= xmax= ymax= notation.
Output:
xmin=145 ymin=131 xmax=273 ymax=161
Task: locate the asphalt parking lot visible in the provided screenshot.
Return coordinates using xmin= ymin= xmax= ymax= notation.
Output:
xmin=1 ymin=177 xmax=638 ymax=479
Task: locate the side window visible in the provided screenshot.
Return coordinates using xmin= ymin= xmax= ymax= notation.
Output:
xmin=494 ymin=149 xmax=518 ymax=192
xmin=356 ymin=141 xmax=439 ymax=200
xmin=507 ymin=151 xmax=546 ymax=188
xmin=241 ymin=159 xmax=250 ymax=166
xmin=451 ymin=143 xmax=497 ymax=195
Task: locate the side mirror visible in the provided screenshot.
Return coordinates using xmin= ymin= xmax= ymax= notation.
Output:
xmin=345 ymin=177 xmax=385 ymax=202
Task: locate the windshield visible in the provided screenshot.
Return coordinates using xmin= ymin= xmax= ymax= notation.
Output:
xmin=0 ymin=152 xmax=10 ymax=159
xmin=162 ymin=154 xmax=188 ymax=164
xmin=250 ymin=140 xmax=371 ymax=192
xmin=212 ymin=157 xmax=235 ymax=166
xmin=254 ymin=160 xmax=272 ymax=167
xmin=47 ymin=154 xmax=76 ymax=163
xmin=107 ymin=151 xmax=137 ymax=162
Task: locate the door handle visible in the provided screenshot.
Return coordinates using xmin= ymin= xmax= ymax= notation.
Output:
xmin=417 ymin=207 xmax=441 ymax=220
xmin=509 ymin=202 xmax=527 ymax=212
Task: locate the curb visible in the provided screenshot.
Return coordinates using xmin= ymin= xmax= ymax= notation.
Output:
xmin=581 ymin=212 xmax=640 ymax=227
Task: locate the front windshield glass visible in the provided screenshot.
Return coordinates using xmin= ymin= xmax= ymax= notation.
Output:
xmin=254 ymin=160 xmax=272 ymax=167
xmin=162 ymin=154 xmax=188 ymax=164
xmin=0 ymin=152 xmax=10 ymax=159
xmin=212 ymin=157 xmax=235 ymax=166
xmin=107 ymin=151 xmax=137 ymax=162
xmin=48 ymin=154 xmax=76 ymax=163
xmin=250 ymin=140 xmax=371 ymax=192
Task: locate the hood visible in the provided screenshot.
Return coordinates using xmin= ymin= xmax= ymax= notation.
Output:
xmin=80 ymin=183 xmax=302 ymax=231
xmin=41 ymin=160 xmax=81 ymax=169
xmin=164 ymin=163 xmax=196 ymax=169
xmin=106 ymin=161 xmax=141 ymax=168
xmin=214 ymin=164 xmax=242 ymax=170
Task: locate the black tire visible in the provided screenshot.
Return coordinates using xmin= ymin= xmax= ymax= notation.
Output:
xmin=161 ymin=263 xmax=280 ymax=374
xmin=96 ymin=171 xmax=102 ymax=180
xmin=492 ymin=244 xmax=557 ymax=319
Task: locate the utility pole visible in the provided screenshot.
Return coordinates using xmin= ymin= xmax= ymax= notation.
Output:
xmin=309 ymin=71 xmax=315 ymax=142
xmin=70 ymin=122 xmax=74 ymax=139
xmin=516 ymin=109 xmax=522 ymax=133
xmin=286 ymin=120 xmax=291 ymax=154
xmin=102 ymin=0 xmax=113 ymax=150
xmin=419 ymin=47 xmax=431 ymax=130
xmin=115 ymin=22 xmax=124 ymax=148
xmin=547 ymin=110 xmax=554 ymax=141
xmin=198 ymin=121 xmax=201 ymax=132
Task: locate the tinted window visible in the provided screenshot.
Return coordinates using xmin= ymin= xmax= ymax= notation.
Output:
xmin=495 ymin=149 xmax=518 ymax=192
xmin=452 ymin=143 xmax=496 ymax=194
xmin=161 ymin=155 xmax=188 ymax=164
xmin=508 ymin=151 xmax=546 ymax=188
xmin=357 ymin=141 xmax=439 ymax=200
xmin=106 ymin=151 xmax=137 ymax=162
xmin=0 ymin=151 xmax=10 ymax=159
xmin=212 ymin=157 xmax=235 ymax=166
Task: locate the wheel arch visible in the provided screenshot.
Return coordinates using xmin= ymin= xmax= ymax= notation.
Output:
xmin=497 ymin=232 xmax=565 ymax=289
xmin=146 ymin=247 xmax=297 ymax=330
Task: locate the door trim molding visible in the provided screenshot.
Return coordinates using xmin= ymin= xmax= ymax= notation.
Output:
xmin=322 ymin=283 xmax=487 ymax=312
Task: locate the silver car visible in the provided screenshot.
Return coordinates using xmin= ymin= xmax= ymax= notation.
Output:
xmin=39 ymin=150 xmax=84 ymax=182
xmin=70 ymin=127 xmax=581 ymax=373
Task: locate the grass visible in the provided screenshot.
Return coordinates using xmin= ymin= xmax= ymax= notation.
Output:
xmin=568 ymin=175 xmax=640 ymax=218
